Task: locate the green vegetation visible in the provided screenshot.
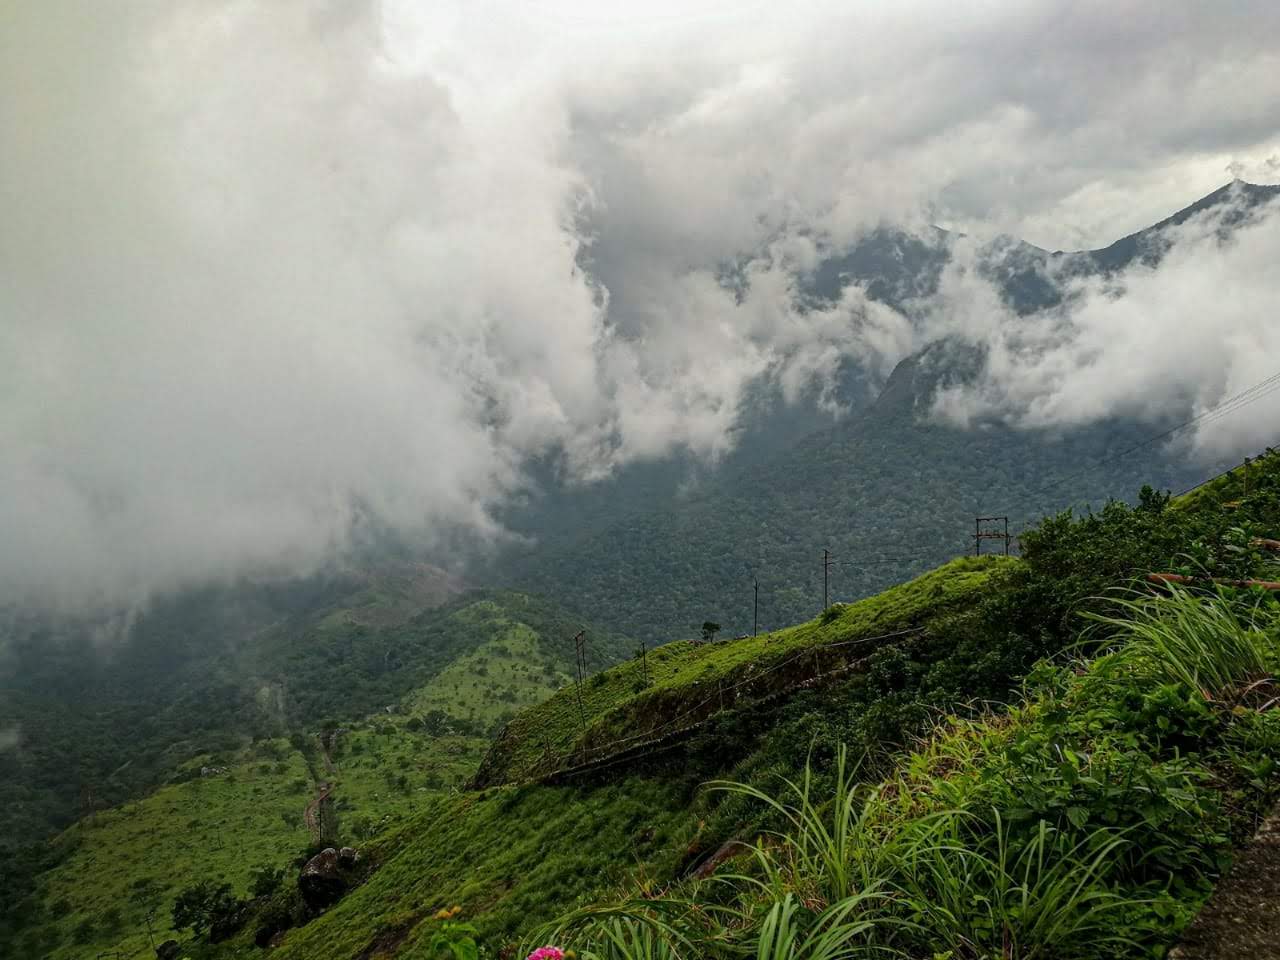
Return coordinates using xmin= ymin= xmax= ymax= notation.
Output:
xmin=549 ymin=584 xmax=1280 ymax=959
xmin=184 ymin=448 xmax=1280 ymax=959
xmin=6 ymin=742 xmax=311 ymax=959
xmin=1173 ymin=447 xmax=1280 ymax=512
xmin=478 ymin=556 xmax=1010 ymax=785
xmin=0 ymin=591 xmax=622 ymax=959
xmin=9 ymin=446 xmax=1280 ymax=960
xmin=494 ymin=352 xmax=1233 ymax=645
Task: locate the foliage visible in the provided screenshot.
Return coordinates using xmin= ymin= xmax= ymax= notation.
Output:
xmin=554 ymin=586 xmax=1280 ymax=960
xmin=12 ymin=448 xmax=1280 ymax=960
xmin=492 ymin=355 xmax=1238 ymax=645
xmin=172 ymin=879 xmax=241 ymax=938
xmin=249 ymin=864 xmax=287 ymax=899
xmin=428 ymin=919 xmax=481 ymax=960
xmin=477 ymin=556 xmax=1008 ymax=786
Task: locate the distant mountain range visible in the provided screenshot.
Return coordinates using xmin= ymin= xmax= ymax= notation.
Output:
xmin=490 ymin=181 xmax=1280 ymax=641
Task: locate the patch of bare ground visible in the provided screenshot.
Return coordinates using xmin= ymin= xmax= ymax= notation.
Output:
xmin=1171 ymin=804 xmax=1280 ymax=959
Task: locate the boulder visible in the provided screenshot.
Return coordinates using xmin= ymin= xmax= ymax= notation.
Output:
xmin=337 ymin=846 xmax=359 ymax=868
xmin=298 ymin=847 xmax=346 ymax=908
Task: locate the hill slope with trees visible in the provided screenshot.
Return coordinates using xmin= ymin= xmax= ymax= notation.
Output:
xmin=124 ymin=447 xmax=1280 ymax=960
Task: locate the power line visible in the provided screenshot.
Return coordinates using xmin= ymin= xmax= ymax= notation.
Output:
xmin=1015 ymin=367 xmax=1280 ymax=511
xmin=1174 ymin=442 xmax=1280 ymax=498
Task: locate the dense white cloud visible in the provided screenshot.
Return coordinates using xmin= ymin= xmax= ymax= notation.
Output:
xmin=928 ymin=192 xmax=1280 ymax=456
xmin=2 ymin=0 xmax=1278 ymax=609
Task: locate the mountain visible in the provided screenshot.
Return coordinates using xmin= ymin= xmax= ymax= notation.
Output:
xmin=490 ymin=182 xmax=1278 ymax=641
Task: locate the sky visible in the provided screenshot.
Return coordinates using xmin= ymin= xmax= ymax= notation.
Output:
xmin=2 ymin=0 xmax=1279 ymax=610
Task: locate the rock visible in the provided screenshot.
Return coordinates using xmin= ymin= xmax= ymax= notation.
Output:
xmin=337 ymin=846 xmax=358 ymax=868
xmin=155 ymin=940 xmax=181 ymax=960
xmin=298 ymin=847 xmax=346 ymax=908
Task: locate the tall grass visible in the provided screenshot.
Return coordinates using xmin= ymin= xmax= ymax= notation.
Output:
xmin=1086 ymin=582 xmax=1277 ymax=703
xmin=705 ymin=745 xmax=903 ymax=907
xmin=893 ymin=812 xmax=1142 ymax=960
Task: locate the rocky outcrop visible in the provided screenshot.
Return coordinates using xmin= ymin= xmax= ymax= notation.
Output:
xmin=298 ymin=845 xmax=364 ymax=909
xmin=298 ymin=847 xmax=346 ymax=908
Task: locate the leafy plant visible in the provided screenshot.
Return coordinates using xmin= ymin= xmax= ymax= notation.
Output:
xmin=172 ymin=878 xmax=242 ymax=939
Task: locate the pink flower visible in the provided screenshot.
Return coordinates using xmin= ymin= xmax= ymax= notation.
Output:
xmin=526 ymin=948 xmax=565 ymax=960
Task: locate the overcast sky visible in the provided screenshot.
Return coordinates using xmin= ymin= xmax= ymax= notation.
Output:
xmin=2 ymin=0 xmax=1279 ymax=610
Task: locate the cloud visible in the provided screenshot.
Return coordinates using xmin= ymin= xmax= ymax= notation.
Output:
xmin=2 ymin=0 xmax=1278 ymax=610
xmin=927 ymin=191 xmax=1280 ymax=458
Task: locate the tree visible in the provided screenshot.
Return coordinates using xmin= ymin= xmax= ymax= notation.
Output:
xmin=700 ymin=621 xmax=721 ymax=642
xmin=249 ymin=864 xmax=286 ymax=899
xmin=171 ymin=880 xmax=239 ymax=938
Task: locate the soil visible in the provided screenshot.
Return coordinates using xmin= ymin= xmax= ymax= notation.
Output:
xmin=1170 ymin=804 xmax=1280 ymax=959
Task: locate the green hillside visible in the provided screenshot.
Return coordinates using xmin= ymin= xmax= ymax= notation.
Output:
xmin=0 ymin=562 xmax=467 ymax=845
xmin=130 ymin=448 xmax=1280 ymax=960
xmin=0 ymin=590 xmax=625 ymax=959
xmin=10 ymin=451 xmax=1280 ymax=960
xmin=494 ymin=349 xmax=1232 ymax=644
xmin=475 ymin=555 xmax=1011 ymax=786
xmin=19 ymin=742 xmax=313 ymax=960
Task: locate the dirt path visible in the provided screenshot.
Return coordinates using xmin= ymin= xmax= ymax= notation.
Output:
xmin=303 ymin=781 xmax=333 ymax=838
xmin=1171 ymin=804 xmax=1280 ymax=959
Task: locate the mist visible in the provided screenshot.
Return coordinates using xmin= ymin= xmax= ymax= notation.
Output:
xmin=928 ymin=192 xmax=1280 ymax=456
xmin=3 ymin=1 xmax=1279 ymax=610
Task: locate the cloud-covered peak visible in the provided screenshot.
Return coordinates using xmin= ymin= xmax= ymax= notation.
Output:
xmin=2 ymin=0 xmax=1278 ymax=611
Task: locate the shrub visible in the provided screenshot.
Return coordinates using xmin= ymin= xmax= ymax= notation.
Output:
xmin=172 ymin=879 xmax=241 ymax=939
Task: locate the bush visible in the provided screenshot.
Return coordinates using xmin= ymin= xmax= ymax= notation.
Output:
xmin=249 ymin=864 xmax=287 ymax=899
xmin=172 ymin=879 xmax=242 ymax=939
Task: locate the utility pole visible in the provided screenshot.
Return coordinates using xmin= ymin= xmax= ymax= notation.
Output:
xmin=822 ymin=549 xmax=833 ymax=611
xmin=144 ymin=911 xmax=157 ymax=952
xmin=571 ymin=630 xmax=588 ymax=734
xmin=753 ymin=578 xmax=759 ymax=637
xmin=974 ymin=516 xmax=1010 ymax=556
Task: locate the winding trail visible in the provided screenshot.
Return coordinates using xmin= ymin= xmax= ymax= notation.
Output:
xmin=303 ymin=732 xmax=339 ymax=840
xmin=303 ymin=781 xmax=334 ymax=838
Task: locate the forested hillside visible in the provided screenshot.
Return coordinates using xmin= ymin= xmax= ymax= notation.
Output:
xmin=496 ymin=347 xmax=1219 ymax=642
xmin=492 ymin=182 xmax=1279 ymax=642
xmin=0 ymin=573 xmax=626 ymax=845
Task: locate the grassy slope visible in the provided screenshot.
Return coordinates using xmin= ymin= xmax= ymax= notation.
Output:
xmin=551 ymin=589 xmax=1280 ymax=959
xmin=403 ymin=602 xmax=575 ymax=729
xmin=22 ymin=729 xmax=479 ymax=959
xmin=263 ymin=779 xmax=700 ymax=960
xmin=221 ymin=453 xmax=1280 ymax=959
xmin=219 ymin=557 xmax=1009 ymax=960
xmin=26 ymin=452 xmax=1280 ymax=960
xmin=1174 ymin=447 xmax=1280 ymax=512
xmin=29 ymin=742 xmax=313 ymax=960
xmin=480 ymin=555 xmax=1009 ymax=785
xmin=8 ymin=592 xmax=606 ymax=960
